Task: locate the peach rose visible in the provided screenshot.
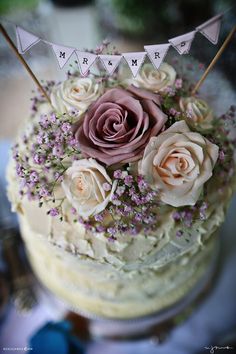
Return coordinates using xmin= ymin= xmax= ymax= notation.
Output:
xmin=129 ymin=63 xmax=176 ymax=93
xmin=139 ymin=121 xmax=219 ymax=207
xmin=179 ymin=96 xmax=214 ymax=130
xmin=51 ymin=77 xmax=104 ymax=117
xmin=62 ymin=159 xmax=117 ymax=218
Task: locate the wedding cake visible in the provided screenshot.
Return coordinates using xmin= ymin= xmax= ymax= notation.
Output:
xmin=7 ymin=61 xmax=236 ymax=319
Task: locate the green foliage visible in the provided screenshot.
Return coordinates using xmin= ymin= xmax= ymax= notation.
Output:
xmin=0 ymin=0 xmax=39 ymax=15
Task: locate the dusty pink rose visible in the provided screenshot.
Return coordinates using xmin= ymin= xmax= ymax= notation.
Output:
xmin=74 ymin=86 xmax=167 ymax=165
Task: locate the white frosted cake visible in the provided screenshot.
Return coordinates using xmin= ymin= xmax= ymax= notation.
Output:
xmin=7 ymin=62 xmax=236 ymax=319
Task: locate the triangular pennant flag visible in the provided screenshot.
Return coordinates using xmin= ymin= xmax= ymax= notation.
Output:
xmin=76 ymin=51 xmax=97 ymax=75
xmin=169 ymin=31 xmax=196 ymax=55
xmin=51 ymin=44 xmax=75 ymax=69
xmin=196 ymin=14 xmax=222 ymax=44
xmin=144 ymin=43 xmax=170 ymax=69
xmin=122 ymin=52 xmax=146 ymax=77
xmin=99 ymin=54 xmax=122 ymax=75
xmin=15 ymin=26 xmax=40 ymax=54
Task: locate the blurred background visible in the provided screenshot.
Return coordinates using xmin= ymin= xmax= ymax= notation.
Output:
xmin=0 ymin=0 xmax=236 ymax=353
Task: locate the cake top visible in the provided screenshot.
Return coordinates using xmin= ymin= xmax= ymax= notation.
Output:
xmin=11 ymin=59 xmax=236 ymax=241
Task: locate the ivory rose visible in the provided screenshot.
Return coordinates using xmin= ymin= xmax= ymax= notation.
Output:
xmin=139 ymin=121 xmax=219 ymax=207
xmin=179 ymin=96 xmax=214 ymax=130
xmin=129 ymin=63 xmax=176 ymax=92
xmin=75 ymin=85 xmax=167 ymax=165
xmin=50 ymin=77 xmax=104 ymax=116
xmin=62 ymin=159 xmax=117 ymax=218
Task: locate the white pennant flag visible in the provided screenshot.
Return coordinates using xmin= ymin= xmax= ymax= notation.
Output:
xmin=144 ymin=43 xmax=170 ymax=69
xmin=169 ymin=31 xmax=196 ymax=55
xmin=51 ymin=44 xmax=75 ymax=69
xmin=15 ymin=26 xmax=40 ymax=54
xmin=196 ymin=14 xmax=222 ymax=44
xmin=122 ymin=52 xmax=146 ymax=77
xmin=99 ymin=54 xmax=122 ymax=75
xmin=76 ymin=51 xmax=97 ymax=75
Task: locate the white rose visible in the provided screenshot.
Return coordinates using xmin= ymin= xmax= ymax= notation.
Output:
xmin=139 ymin=121 xmax=219 ymax=207
xmin=62 ymin=158 xmax=117 ymax=218
xmin=50 ymin=77 xmax=104 ymax=117
xmin=179 ymin=96 xmax=214 ymax=130
xmin=128 ymin=63 xmax=176 ymax=92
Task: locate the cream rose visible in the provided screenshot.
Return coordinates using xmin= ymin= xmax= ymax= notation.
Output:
xmin=139 ymin=121 xmax=219 ymax=207
xmin=179 ymin=96 xmax=214 ymax=130
xmin=50 ymin=77 xmax=104 ymax=117
xmin=62 ymin=159 xmax=117 ymax=218
xmin=129 ymin=63 xmax=176 ymax=92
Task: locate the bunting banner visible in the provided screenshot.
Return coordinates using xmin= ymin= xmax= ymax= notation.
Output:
xmin=15 ymin=26 xmax=40 ymax=54
xmin=51 ymin=44 xmax=75 ymax=69
xmin=144 ymin=43 xmax=170 ymax=69
xmin=169 ymin=30 xmax=196 ymax=55
xmin=76 ymin=51 xmax=97 ymax=75
xmin=122 ymin=52 xmax=146 ymax=77
xmin=99 ymin=54 xmax=122 ymax=74
xmin=196 ymin=14 xmax=222 ymax=44
xmin=11 ymin=12 xmax=223 ymax=77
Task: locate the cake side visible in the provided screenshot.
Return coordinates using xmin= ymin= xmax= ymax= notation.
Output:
xmin=7 ymin=153 xmax=235 ymax=318
xmin=7 ymin=61 xmax=236 ymax=318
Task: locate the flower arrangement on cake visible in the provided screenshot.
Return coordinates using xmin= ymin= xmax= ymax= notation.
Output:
xmin=7 ymin=55 xmax=236 ymax=318
xmin=11 ymin=60 xmax=236 ymax=240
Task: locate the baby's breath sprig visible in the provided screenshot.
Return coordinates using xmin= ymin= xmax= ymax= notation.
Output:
xmin=76 ymin=168 xmax=161 ymax=239
xmin=13 ymin=111 xmax=81 ymax=217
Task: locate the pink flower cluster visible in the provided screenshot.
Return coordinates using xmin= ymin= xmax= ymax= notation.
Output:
xmin=13 ymin=111 xmax=80 ymax=218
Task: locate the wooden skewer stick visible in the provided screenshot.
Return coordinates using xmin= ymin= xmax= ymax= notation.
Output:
xmin=0 ymin=23 xmax=51 ymax=104
xmin=191 ymin=25 xmax=236 ymax=96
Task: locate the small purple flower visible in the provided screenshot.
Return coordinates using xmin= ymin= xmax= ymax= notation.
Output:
xmin=71 ymin=207 xmax=77 ymax=215
xmin=124 ymin=175 xmax=133 ymax=186
xmin=176 ymin=230 xmax=183 ymax=237
xmin=55 ymin=131 xmax=64 ymax=144
xmin=40 ymin=114 xmax=50 ymax=128
xmin=16 ymin=164 xmax=25 ymax=178
xmin=175 ymin=78 xmax=183 ymax=89
xmin=128 ymin=187 xmax=135 ymax=197
xmin=49 ymin=208 xmax=59 ymax=217
xmin=39 ymin=186 xmax=50 ymax=197
xmin=61 ymin=122 xmax=71 ymax=133
xmin=113 ymin=200 xmax=122 ymax=206
xmin=113 ymin=170 xmax=122 ymax=179
xmin=33 ymin=153 xmax=45 ymax=165
xmin=50 ymin=112 xmax=57 ymax=123
xmin=54 ymin=172 xmax=64 ymax=182
xmin=219 ymin=150 xmax=225 ymax=161
xmin=172 ymin=211 xmax=181 ymax=221
xmin=137 ymin=176 xmax=148 ymax=190
xmin=52 ymin=145 xmax=64 ymax=157
xmin=96 ymin=225 xmax=105 ymax=233
xmin=94 ymin=213 xmax=104 ymax=222
xmin=107 ymin=227 xmax=117 ymax=236
xmin=124 ymin=205 xmax=133 ymax=213
xmin=130 ymin=227 xmax=138 ymax=236
xmin=144 ymin=215 xmax=155 ymax=224
xmin=29 ymin=171 xmax=39 ymax=183
xmin=37 ymin=133 xmax=44 ymax=144
xmin=108 ymin=236 xmax=116 ymax=242
xmin=169 ymin=108 xmax=180 ymax=117
xmin=102 ymin=182 xmax=111 ymax=191
xmin=67 ymin=137 xmax=78 ymax=147
xmin=134 ymin=213 xmax=143 ymax=222
xmin=131 ymin=193 xmax=140 ymax=204
xmin=116 ymin=186 xmax=125 ymax=196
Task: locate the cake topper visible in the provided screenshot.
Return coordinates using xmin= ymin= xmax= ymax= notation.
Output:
xmin=0 ymin=23 xmax=51 ymax=104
